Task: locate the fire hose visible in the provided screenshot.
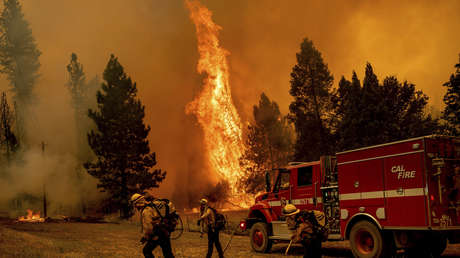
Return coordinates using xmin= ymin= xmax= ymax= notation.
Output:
xmin=285 ymin=239 xmax=293 ymax=255
xmin=223 ymin=227 xmax=236 ymax=254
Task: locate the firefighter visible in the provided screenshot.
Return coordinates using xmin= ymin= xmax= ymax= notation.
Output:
xmin=197 ymin=198 xmax=224 ymax=258
xmin=130 ymin=193 xmax=174 ymax=258
xmin=282 ymin=204 xmax=326 ymax=258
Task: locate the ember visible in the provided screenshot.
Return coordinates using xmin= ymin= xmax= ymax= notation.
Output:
xmin=17 ymin=209 xmax=45 ymax=223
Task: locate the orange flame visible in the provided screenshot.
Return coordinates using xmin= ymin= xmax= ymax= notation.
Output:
xmin=185 ymin=0 xmax=244 ymax=194
xmin=17 ymin=209 xmax=45 ymax=223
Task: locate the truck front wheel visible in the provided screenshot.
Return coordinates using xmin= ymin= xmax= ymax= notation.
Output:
xmin=350 ymin=221 xmax=385 ymax=258
xmin=249 ymin=222 xmax=272 ymax=253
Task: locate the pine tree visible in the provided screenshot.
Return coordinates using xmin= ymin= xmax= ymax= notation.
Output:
xmin=333 ymin=64 xmax=438 ymax=151
xmin=239 ymin=93 xmax=294 ymax=193
xmin=288 ymin=38 xmax=334 ymax=161
xmin=332 ymin=72 xmax=362 ymax=151
xmin=85 ymin=55 xmax=166 ymax=218
xmin=381 ymin=76 xmax=437 ymax=140
xmin=0 ymin=0 xmax=41 ymax=143
xmin=442 ymin=55 xmax=460 ymax=136
xmin=0 ymin=91 xmax=18 ymax=166
xmin=66 ymin=53 xmax=98 ymax=163
xmin=67 ymin=53 xmax=86 ymax=114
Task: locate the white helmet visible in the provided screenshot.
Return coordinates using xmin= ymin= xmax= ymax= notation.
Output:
xmin=200 ymin=198 xmax=208 ymax=205
xmin=282 ymin=204 xmax=300 ymax=216
xmin=130 ymin=193 xmax=145 ymax=205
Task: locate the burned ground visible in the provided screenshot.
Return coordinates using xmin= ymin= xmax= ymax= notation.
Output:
xmin=1 ymin=216 xmax=460 ymax=258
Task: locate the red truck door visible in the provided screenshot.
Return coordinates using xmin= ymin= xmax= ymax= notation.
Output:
xmin=265 ymin=169 xmax=291 ymax=218
xmin=339 ymin=159 xmax=385 ymax=213
xmin=292 ymin=163 xmax=321 ymax=211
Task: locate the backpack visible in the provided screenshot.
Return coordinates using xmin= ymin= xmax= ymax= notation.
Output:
xmin=149 ymin=199 xmax=179 ymax=233
xmin=209 ymin=207 xmax=227 ymax=231
xmin=299 ymin=210 xmax=328 ymax=241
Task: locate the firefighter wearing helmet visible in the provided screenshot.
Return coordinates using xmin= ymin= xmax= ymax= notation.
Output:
xmin=130 ymin=193 xmax=174 ymax=258
xmin=282 ymin=204 xmax=327 ymax=258
xmin=197 ymin=198 xmax=224 ymax=258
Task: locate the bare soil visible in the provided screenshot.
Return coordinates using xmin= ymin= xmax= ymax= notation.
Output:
xmin=1 ymin=217 xmax=460 ymax=257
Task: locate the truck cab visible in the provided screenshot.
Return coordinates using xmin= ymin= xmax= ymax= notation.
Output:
xmin=240 ymin=157 xmax=341 ymax=253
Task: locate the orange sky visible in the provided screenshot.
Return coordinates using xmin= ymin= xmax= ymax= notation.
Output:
xmin=1 ymin=0 xmax=459 ymax=200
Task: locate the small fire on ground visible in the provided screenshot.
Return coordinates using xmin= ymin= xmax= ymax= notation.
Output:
xmin=17 ymin=209 xmax=45 ymax=223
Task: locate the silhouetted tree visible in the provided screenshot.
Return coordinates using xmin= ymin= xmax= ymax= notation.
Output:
xmin=66 ymin=53 xmax=99 ymax=163
xmin=288 ymin=38 xmax=334 ymax=161
xmin=0 ymin=91 xmax=18 ymax=166
xmin=442 ymin=55 xmax=460 ymax=136
xmin=333 ymin=63 xmax=438 ymax=151
xmin=67 ymin=53 xmax=86 ymax=113
xmin=85 ymin=55 xmax=166 ymax=218
xmin=332 ymin=72 xmax=362 ymax=151
xmin=239 ymin=93 xmax=294 ymax=193
xmin=0 ymin=0 xmax=41 ymax=144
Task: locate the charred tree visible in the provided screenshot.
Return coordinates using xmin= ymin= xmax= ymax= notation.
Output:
xmin=85 ymin=55 xmax=166 ymax=218
xmin=0 ymin=91 xmax=18 ymax=166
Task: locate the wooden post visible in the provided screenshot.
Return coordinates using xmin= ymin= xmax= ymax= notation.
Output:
xmin=41 ymin=141 xmax=47 ymax=218
xmin=43 ymin=184 xmax=47 ymax=218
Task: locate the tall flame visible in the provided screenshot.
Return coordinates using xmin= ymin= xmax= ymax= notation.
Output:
xmin=185 ymin=0 xmax=244 ymax=193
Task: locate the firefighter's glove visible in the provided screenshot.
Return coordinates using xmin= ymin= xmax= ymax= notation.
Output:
xmin=140 ymin=237 xmax=147 ymax=244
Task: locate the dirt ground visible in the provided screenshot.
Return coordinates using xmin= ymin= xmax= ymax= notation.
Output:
xmin=1 ymin=217 xmax=460 ymax=258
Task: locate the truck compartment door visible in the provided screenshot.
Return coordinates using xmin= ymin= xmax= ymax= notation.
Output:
xmin=384 ymin=153 xmax=427 ymax=227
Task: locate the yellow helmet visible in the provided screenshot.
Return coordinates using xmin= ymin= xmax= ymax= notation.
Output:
xmin=130 ymin=193 xmax=145 ymax=205
xmin=282 ymin=204 xmax=299 ymax=216
xmin=200 ymin=198 xmax=208 ymax=205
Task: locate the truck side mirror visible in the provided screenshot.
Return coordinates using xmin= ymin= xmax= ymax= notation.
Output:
xmin=265 ymin=172 xmax=270 ymax=192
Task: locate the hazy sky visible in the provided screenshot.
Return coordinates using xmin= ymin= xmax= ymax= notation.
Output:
xmin=1 ymin=0 xmax=459 ymax=200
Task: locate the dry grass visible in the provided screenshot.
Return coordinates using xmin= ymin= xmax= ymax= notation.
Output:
xmin=1 ymin=213 xmax=460 ymax=258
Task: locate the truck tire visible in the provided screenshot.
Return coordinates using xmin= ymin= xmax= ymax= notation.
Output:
xmin=349 ymin=221 xmax=385 ymax=258
xmin=249 ymin=222 xmax=272 ymax=253
xmin=408 ymin=232 xmax=447 ymax=257
xmin=429 ymin=234 xmax=447 ymax=257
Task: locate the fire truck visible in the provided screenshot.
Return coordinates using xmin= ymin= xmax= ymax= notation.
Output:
xmin=239 ymin=135 xmax=460 ymax=257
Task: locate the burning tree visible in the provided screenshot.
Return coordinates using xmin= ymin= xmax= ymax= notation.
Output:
xmin=85 ymin=55 xmax=166 ymax=218
xmin=185 ymin=0 xmax=245 ymax=196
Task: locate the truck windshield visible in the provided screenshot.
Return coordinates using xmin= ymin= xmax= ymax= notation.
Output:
xmin=266 ymin=169 xmax=290 ymax=193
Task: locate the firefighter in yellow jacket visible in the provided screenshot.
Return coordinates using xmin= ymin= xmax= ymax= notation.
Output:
xmin=130 ymin=193 xmax=174 ymax=258
xmin=283 ymin=204 xmax=327 ymax=258
xmin=198 ymin=198 xmax=224 ymax=258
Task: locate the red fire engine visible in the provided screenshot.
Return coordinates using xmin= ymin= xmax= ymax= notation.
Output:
xmin=239 ymin=135 xmax=460 ymax=257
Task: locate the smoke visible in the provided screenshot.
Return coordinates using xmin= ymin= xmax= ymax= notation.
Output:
xmin=0 ymin=0 xmax=458 ymax=210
